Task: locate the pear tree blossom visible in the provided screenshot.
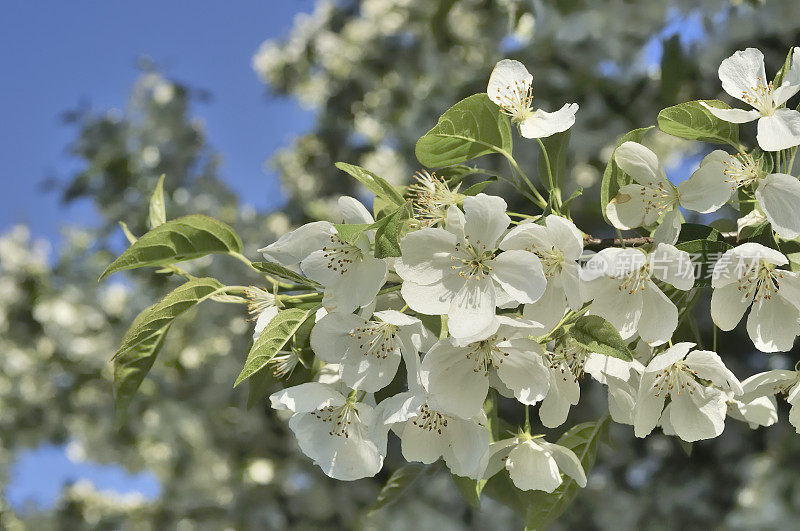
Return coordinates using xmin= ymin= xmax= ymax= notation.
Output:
xmin=701 ymin=47 xmax=800 ymax=152
xmin=710 ymin=243 xmax=800 ymax=352
xmin=487 ymin=59 xmax=579 ymax=139
xmin=106 ymin=45 xmax=800 ymax=525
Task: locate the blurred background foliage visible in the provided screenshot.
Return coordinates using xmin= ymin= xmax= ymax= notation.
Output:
xmin=2 ymin=0 xmax=800 ymax=529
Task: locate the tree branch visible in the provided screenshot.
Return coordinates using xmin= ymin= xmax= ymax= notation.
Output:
xmin=584 ymin=232 xmax=738 ymax=250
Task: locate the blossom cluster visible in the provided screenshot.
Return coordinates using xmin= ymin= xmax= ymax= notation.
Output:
xmin=243 ymin=48 xmax=800 ymax=491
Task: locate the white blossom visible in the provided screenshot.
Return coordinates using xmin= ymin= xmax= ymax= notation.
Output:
xmin=481 ymin=435 xmax=586 ymax=492
xmin=739 ymin=370 xmax=800 ymax=433
xmin=270 ymin=383 xmax=384 ymax=480
xmin=701 ymin=47 xmax=800 ymax=151
xmin=500 ymin=215 xmax=584 ymax=332
xmin=396 ymin=194 xmax=546 ymax=338
xmin=606 ymin=142 xmax=732 ymax=244
xmin=582 ymin=244 xmax=694 ymax=346
xmin=633 ymin=343 xmax=742 ymax=442
xmin=585 ymin=353 xmax=646 ymax=426
xmin=259 ymin=220 xmax=387 ymax=313
xmin=420 ymin=317 xmax=549 ymax=420
xmin=310 ymin=310 xmax=430 ymax=392
xmin=710 ymin=242 xmax=800 ymax=352
xmin=376 ymin=388 xmax=490 ymax=479
xmin=487 ymin=59 xmax=578 ymax=139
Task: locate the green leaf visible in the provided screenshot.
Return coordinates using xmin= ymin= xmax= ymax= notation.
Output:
xmin=374 ymin=201 xmax=414 ymax=258
xmin=676 ymin=223 xmax=722 ymax=243
xmin=149 ymin=174 xmax=167 ymax=228
xmin=332 ymin=223 xmax=373 ymax=245
xmin=246 ymin=369 xmax=275 ymax=410
xmin=570 ymin=315 xmax=633 ymax=361
xmin=675 ymin=239 xmax=733 ymax=286
xmin=101 ymin=215 xmax=242 ymax=279
xmin=452 ymin=475 xmax=486 ymax=510
xmin=415 ymin=93 xmax=513 ymax=168
xmin=113 ymin=277 xmax=222 ymax=362
xmin=657 ymin=100 xmax=740 ymax=146
xmin=600 ymin=127 xmax=653 ymax=224
xmin=113 ymin=277 xmax=222 ymax=421
xmin=773 ymin=47 xmax=796 ymax=87
xmin=119 ymin=221 xmax=137 ymax=244
xmin=524 ymin=418 xmax=610 ymax=529
xmin=538 ymin=129 xmax=571 ymax=187
xmin=234 ymin=308 xmax=311 ymax=387
xmin=335 ymin=162 xmax=405 ymax=206
xmin=369 ymin=464 xmax=432 ymax=514
xmin=113 ymin=324 xmax=170 ymax=425
xmin=562 ymin=186 xmax=583 ymax=211
xmin=462 ymin=177 xmax=497 ymax=196
xmin=251 ymin=261 xmax=321 ymax=288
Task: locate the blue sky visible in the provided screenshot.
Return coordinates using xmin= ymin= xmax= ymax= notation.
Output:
xmin=1 ymin=0 xmax=314 ymax=510
xmin=0 ymin=1 xmax=316 ymax=247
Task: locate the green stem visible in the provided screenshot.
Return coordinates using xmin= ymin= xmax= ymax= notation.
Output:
xmin=537 ymin=138 xmax=561 ymax=213
xmin=503 ymin=153 xmax=548 ymax=209
xmin=278 ymin=283 xmax=402 ymax=305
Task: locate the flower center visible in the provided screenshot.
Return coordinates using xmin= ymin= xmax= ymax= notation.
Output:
xmin=532 ymin=246 xmax=565 ymax=279
xmin=638 ymin=181 xmax=679 ymax=216
xmin=740 ymin=77 xmax=776 ymax=115
xmin=649 ymin=361 xmax=700 ymax=398
xmin=245 ymin=286 xmax=276 ymax=317
xmin=549 ymin=341 xmax=589 ymax=382
xmin=611 ymin=262 xmax=651 ymax=295
xmin=408 ymin=170 xmax=460 ymax=227
xmin=496 ymin=80 xmax=535 ymax=123
xmin=349 ymin=321 xmax=398 ymax=359
xmin=322 ymin=235 xmax=363 ymax=275
xmin=412 ymin=403 xmax=449 ymax=434
xmin=737 ymin=260 xmax=784 ymax=302
xmin=466 ymin=334 xmax=510 ymax=374
xmin=722 ymin=152 xmax=761 ymax=188
xmin=451 ymin=241 xmax=496 ymax=281
xmin=313 ymin=402 xmax=362 ymax=438
xmin=269 ymin=350 xmax=301 ymax=378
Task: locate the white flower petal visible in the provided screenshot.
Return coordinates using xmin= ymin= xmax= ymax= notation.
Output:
xmin=487 ymin=59 xmax=532 ymax=107
xmin=540 ymin=442 xmax=587 ymax=487
xmin=700 ymin=103 xmax=760 ymax=123
xmin=668 ymin=386 xmax=727 ymax=442
xmin=678 ymin=159 xmax=733 ymax=213
xmin=652 ymin=208 xmax=682 ymax=246
xmin=539 ymin=370 xmax=580 ymax=428
xmin=545 ymin=215 xmax=584 ymax=259
xmin=481 ymin=438 xmax=518 ymax=480
xmin=492 ymin=250 xmax=546 ymax=304
xmin=259 ymin=221 xmax=336 ymax=266
xmin=463 ymin=194 xmax=510 ymax=248
xmin=310 ymin=312 xmax=365 ymax=363
xmin=499 ymin=221 xmax=552 ymax=252
xmin=400 ymin=419 xmax=449 ymax=465
xmin=506 ymin=440 xmax=562 ymax=492
xmin=717 ymin=48 xmax=767 ymax=105
xmin=633 ymin=372 xmax=667 ymax=438
xmin=519 ymin=103 xmax=578 ymax=138
xmin=396 ymin=228 xmax=459 ymax=285
xmin=270 ymin=383 xmax=345 ymax=413
xmin=709 ymin=283 xmax=751 ymax=332
xmin=755 ymin=172 xmax=800 ymax=238
xmin=586 ymin=278 xmax=643 ymax=340
xmin=787 ymin=383 xmax=800 ymax=433
xmin=684 ymin=350 xmax=743 ymax=395
xmin=400 ymin=274 xmax=463 ymax=316
xmin=650 ymin=243 xmax=694 ymax=290
xmin=447 ymin=277 xmax=497 ymax=339
xmin=422 ymin=340 xmax=488 ymax=419
xmin=522 ymin=282 xmax=567 ymax=333
xmin=253 ymin=306 xmax=280 ymax=341
xmin=323 ymin=257 xmax=388 ymax=313
xmin=444 ymin=417 xmax=491 ymax=479
xmin=338 ymin=196 xmax=374 ymax=224
xmin=605 ymin=183 xmax=650 ymax=230
xmin=495 ymin=339 xmax=550 ymax=405
xmin=746 ymin=295 xmax=800 ymax=352
xmin=637 ymin=282 xmax=678 ymax=346
xmin=757 ymin=108 xmax=800 ymax=151
xmin=614 ymin=142 xmax=666 ymax=188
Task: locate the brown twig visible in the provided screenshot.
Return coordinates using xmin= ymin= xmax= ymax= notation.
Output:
xmin=583 ymin=231 xmax=739 ymax=251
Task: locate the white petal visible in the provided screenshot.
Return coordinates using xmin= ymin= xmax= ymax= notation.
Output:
xmin=396 ymin=228 xmax=458 ymax=285
xmin=400 ymin=274 xmax=463 ymax=316
xmin=323 ymin=257 xmax=388 ymax=313
xmin=729 ymin=395 xmax=778 ymax=428
xmin=422 ymin=340 xmax=489 ymax=419
xmin=740 ymin=370 xmax=798 ymax=401
xmin=495 ymin=339 xmax=550 ymax=405
xmin=463 ymin=194 xmax=510 ymax=248
xmin=522 ymin=282 xmax=567 ymax=333
xmin=481 ymin=438 xmax=518 ymax=480
xmin=633 ymin=372 xmax=667 ymax=438
xmin=545 ymin=215 xmax=584 ymax=260
xmin=586 ymin=278 xmax=643 ymax=340
xmin=652 ymin=208 xmax=682 ymax=246
xmin=746 ymin=295 xmax=800 ymax=352
xmin=561 ymin=262 xmax=584 ymax=311
xmin=668 ymin=386 xmax=727 ymax=442
xmin=506 ymin=441 xmax=562 ymax=492
xmin=252 ymin=306 xmax=280 ymax=341
xmin=400 ymin=419 xmax=449 ymax=464
xmin=340 ymin=351 xmax=401 ymax=393
xmin=605 ymin=183 xmax=650 ymax=230
xmin=539 ymin=370 xmax=580 ymax=428
xmin=499 ymin=221 xmax=552 ymax=252
xmin=757 ymin=108 xmax=800 ymax=151
xmin=447 ymin=277 xmax=497 ymax=339
xmin=637 ymin=282 xmax=678 ymax=346
xmin=487 ymin=59 xmax=532 ymax=107
xmin=644 ymin=342 xmax=694 ymax=372
xmin=605 ymin=374 xmax=638 ymax=425
xmin=678 ymin=159 xmax=733 ymax=213
xmin=492 ymin=250 xmax=546 ymax=304
xmin=756 ymin=172 xmax=800 ymax=238
xmin=709 ymin=283 xmax=750 ymax=333
xmin=614 ymin=142 xmax=666 ymax=188
xmin=777 ymin=271 xmax=800 ymax=313
xmin=519 ymin=103 xmax=578 ymax=138
xmin=259 ymin=221 xmax=336 ymax=266
xmin=684 ymin=350 xmax=743 ymax=395
xmin=540 ymin=442 xmax=587 ymax=487
xmin=788 ymin=383 xmax=800 ymax=433
xmin=310 ymin=312 xmax=366 ymax=363
xmin=700 ymin=103 xmax=760 ymax=123
xmin=650 ymin=243 xmax=695 ymax=290
xmin=717 ymin=48 xmax=767 ymax=105
xmin=444 ymin=417 xmax=491 ymax=479
xmin=338 ymin=195 xmax=374 ymax=224
xmin=270 ymin=383 xmax=345 ymax=413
